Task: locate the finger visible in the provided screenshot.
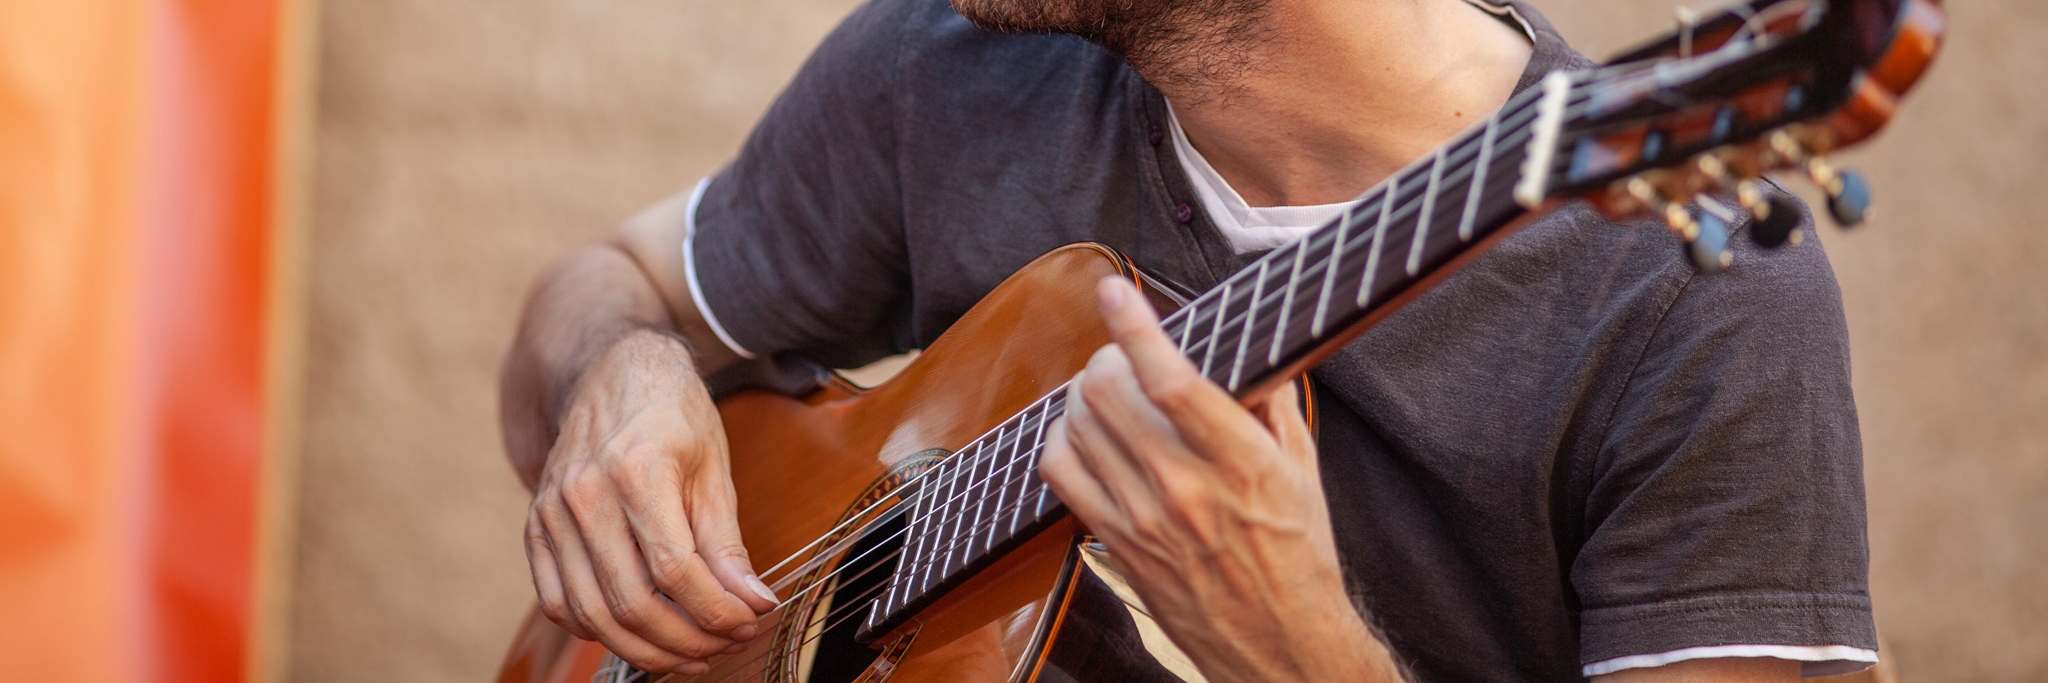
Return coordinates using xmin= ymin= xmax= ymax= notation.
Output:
xmin=1094 ymin=278 xmax=1264 ymax=455
xmin=1061 ymin=377 xmax=1161 ymax=519
xmin=540 ymin=503 xmax=700 ymax=673
xmin=687 ymin=489 xmax=780 ymax=617
xmin=614 ymin=466 xmax=769 ymax=635
xmin=527 ymin=512 xmax=589 ymax=640
xmin=1038 ymin=416 xmax=1119 ymax=528
xmin=564 ymin=478 xmax=736 ymax=660
xmin=1254 ymin=381 xmax=1317 ymax=467
xmin=1076 ymin=343 xmax=1195 ymax=469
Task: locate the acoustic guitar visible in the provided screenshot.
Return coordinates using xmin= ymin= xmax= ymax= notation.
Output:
xmin=499 ymin=0 xmax=1943 ymax=680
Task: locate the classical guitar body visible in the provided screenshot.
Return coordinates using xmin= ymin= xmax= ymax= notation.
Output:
xmin=498 ymin=244 xmax=1197 ymax=683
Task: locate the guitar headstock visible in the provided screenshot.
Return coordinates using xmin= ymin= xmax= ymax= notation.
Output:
xmin=1518 ymin=0 xmax=1945 ymax=272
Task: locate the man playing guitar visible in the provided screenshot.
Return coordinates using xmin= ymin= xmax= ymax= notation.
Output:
xmin=498 ymin=0 xmax=1878 ymax=679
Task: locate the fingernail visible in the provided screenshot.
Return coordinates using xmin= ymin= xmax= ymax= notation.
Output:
xmin=731 ymin=623 xmax=757 ymax=641
xmin=674 ymin=661 xmax=709 ymax=675
xmin=744 ymin=574 xmax=779 ymax=605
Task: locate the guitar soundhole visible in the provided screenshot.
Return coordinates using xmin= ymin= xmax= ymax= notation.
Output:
xmin=800 ymin=512 xmax=907 ymax=681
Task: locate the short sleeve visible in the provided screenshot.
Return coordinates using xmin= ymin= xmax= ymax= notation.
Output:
xmin=688 ymin=0 xmax=915 ymax=369
xmin=1573 ymin=224 xmax=1877 ymax=670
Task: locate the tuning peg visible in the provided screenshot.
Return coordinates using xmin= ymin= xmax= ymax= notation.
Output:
xmin=1820 ymin=167 xmax=1872 ymax=228
xmin=1735 ymin=180 xmax=1804 ymax=248
xmin=1687 ymin=207 xmax=1734 ymax=274
xmin=1769 ymin=131 xmax=1873 ymax=229
xmin=1694 ymin=155 xmax=1801 ymax=249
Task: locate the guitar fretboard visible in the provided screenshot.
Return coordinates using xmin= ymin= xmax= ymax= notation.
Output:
xmin=861 ymin=72 xmax=1581 ymax=641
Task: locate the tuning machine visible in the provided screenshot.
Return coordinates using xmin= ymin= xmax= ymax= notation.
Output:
xmin=1626 ymin=177 xmax=1733 ymax=274
xmin=1769 ymin=131 xmax=1872 ymax=228
xmin=1694 ymin=154 xmax=1803 ymax=248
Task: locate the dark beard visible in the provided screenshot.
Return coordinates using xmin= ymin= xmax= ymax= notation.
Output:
xmin=949 ymin=0 xmax=1274 ymax=105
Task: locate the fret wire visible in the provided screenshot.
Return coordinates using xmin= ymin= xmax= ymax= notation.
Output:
xmin=891 ymin=465 xmax=940 ymax=611
xmin=1408 ymin=147 xmax=1446 ymax=276
xmin=1172 ymin=138 xmax=1535 ymax=376
xmin=920 ymin=452 xmax=964 ymax=592
xmin=1199 ymin=280 xmax=1233 ymax=377
xmin=992 ymin=418 xmax=1025 ymax=547
xmin=940 ymin=441 xmax=981 ymax=580
xmin=886 ymin=84 xmax=1562 ymax=613
xmin=1012 ymin=400 xmax=1050 ymax=537
xmin=1311 ymin=205 xmax=1355 ymax=337
xmin=1226 ymin=259 xmax=1268 ymax=391
xmin=1173 ymin=83 xmax=1580 ymax=378
xmin=1163 ymin=83 xmax=1556 ymax=356
xmin=1034 ymin=394 xmax=1068 ymax=517
xmin=969 ymin=423 xmax=1010 ymax=563
xmin=1461 ymin=115 xmax=1500 ymax=241
xmin=1270 ymin=240 xmax=1309 ymax=365
xmin=1176 ymin=300 xmax=1197 ymax=352
xmin=1356 ymin=174 xmax=1398 ymax=308
xmin=965 ymin=431 xmax=1002 ymax=567
xmin=1198 ymin=169 xmax=1531 ymax=381
xmin=799 ymin=83 xmax=1597 ymax=648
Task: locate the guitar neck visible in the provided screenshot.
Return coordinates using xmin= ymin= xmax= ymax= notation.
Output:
xmin=860 ymin=76 xmax=1570 ymax=642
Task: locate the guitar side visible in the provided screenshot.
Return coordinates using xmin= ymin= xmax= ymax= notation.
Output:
xmin=497 ymin=243 xmax=1196 ymax=683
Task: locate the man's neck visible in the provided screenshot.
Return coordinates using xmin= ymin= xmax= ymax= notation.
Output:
xmin=1143 ymin=0 xmax=1534 ymax=208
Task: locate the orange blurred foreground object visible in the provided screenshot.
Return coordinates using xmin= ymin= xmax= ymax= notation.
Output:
xmin=0 ymin=0 xmax=284 ymax=680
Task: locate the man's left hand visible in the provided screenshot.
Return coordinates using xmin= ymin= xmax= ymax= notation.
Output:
xmin=1038 ymin=276 xmax=1402 ymax=683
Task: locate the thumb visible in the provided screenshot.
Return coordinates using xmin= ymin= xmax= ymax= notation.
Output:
xmin=693 ymin=506 xmax=777 ymax=614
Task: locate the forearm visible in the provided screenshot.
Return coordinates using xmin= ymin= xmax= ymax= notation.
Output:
xmin=499 ymin=243 xmax=701 ymax=488
xmin=1288 ymin=601 xmax=1409 ymax=683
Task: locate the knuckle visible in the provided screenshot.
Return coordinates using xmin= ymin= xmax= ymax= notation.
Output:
xmin=571 ymin=600 xmax=610 ymax=632
xmin=559 ymin=468 xmax=609 ymax=512
xmin=1145 ymin=373 xmax=1200 ymax=413
xmin=695 ymin=608 xmax=749 ymax=635
xmin=1125 ymin=507 xmax=1166 ymax=541
xmin=538 ymin=597 xmax=571 ymax=626
xmin=1079 ymin=371 xmax=1120 ymax=411
xmin=606 ymin=591 xmax=652 ymax=629
xmin=685 ymin=635 xmax=732 ymax=658
xmin=646 ymin=548 xmax=693 ymax=593
xmin=628 ymin=653 xmax=685 ymax=673
xmin=705 ymin=541 xmax=750 ymax=567
xmin=523 ymin=524 xmax=550 ymax=553
xmin=613 ymin=451 xmax=670 ymax=486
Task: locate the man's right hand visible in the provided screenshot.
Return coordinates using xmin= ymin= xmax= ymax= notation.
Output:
xmin=523 ymin=329 xmax=779 ymax=675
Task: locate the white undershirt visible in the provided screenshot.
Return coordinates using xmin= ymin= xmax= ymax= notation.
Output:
xmin=1161 ymin=101 xmax=1877 ymax=679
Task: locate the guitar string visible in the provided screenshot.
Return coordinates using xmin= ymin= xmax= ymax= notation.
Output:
xmin=742 ymin=50 xmax=1659 ymax=611
xmin=677 ymin=472 xmax=1090 ymax=683
xmin=741 ymin=81 xmax=1569 ymax=596
xmin=645 ymin=133 xmax=1572 ymax=683
xmin=694 ymin=88 xmax=1583 ymax=667
xmin=632 ymin=124 xmax=1554 ymax=683
xmin=635 ymin=480 xmax=1075 ymax=683
xmin=705 ymin=57 xmax=1734 ymax=680
xmin=621 ymin=77 xmax=1611 ymax=682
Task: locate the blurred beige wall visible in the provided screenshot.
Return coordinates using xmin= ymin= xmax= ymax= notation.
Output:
xmin=291 ymin=0 xmax=2045 ymax=680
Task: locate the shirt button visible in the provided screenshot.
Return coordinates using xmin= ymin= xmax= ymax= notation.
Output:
xmin=1148 ymin=123 xmax=1164 ymax=146
xmin=1175 ymin=202 xmax=1194 ymax=223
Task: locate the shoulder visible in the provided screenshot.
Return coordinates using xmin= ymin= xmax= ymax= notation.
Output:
xmin=1646 ymin=192 xmax=1850 ymax=366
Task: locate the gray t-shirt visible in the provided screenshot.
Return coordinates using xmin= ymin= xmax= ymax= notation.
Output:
xmin=689 ymin=0 xmax=1876 ymax=678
